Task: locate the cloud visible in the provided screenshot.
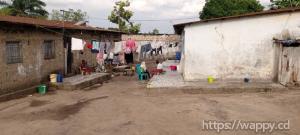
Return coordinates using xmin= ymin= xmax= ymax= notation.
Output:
xmin=43 ymin=0 xmax=271 ymax=33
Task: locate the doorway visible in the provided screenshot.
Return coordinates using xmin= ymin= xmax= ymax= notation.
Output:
xmin=64 ymin=36 xmax=73 ymax=74
xmin=279 ymin=45 xmax=300 ymax=86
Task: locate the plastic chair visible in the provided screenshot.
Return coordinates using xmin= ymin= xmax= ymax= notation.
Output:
xmin=136 ymin=64 xmax=149 ymax=80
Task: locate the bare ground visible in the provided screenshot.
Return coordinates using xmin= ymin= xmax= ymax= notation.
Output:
xmin=0 ymin=76 xmax=299 ymax=135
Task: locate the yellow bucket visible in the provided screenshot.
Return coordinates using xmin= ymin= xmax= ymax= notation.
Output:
xmin=208 ymin=76 xmax=214 ymax=84
xmin=50 ymin=74 xmax=57 ymax=83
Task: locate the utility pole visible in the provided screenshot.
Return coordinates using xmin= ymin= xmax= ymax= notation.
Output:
xmin=60 ymin=10 xmax=69 ymax=36
xmin=60 ymin=10 xmax=68 ymax=75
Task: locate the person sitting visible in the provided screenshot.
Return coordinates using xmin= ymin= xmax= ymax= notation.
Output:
xmin=80 ymin=60 xmax=92 ymax=75
xmin=141 ymin=61 xmax=150 ymax=79
xmin=157 ymin=60 xmax=163 ymax=70
xmin=150 ymin=60 xmax=164 ymax=76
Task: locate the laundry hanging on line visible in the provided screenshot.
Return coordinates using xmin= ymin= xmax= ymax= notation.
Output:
xmin=71 ymin=37 xmax=84 ymax=50
xmin=114 ymin=42 xmax=123 ymax=53
xmin=92 ymin=40 xmax=100 ymax=50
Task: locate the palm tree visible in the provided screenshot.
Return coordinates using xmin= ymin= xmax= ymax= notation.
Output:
xmin=0 ymin=0 xmax=48 ymax=17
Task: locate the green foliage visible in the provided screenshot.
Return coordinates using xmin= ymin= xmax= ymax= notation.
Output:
xmin=51 ymin=9 xmax=88 ymax=22
xmin=150 ymin=28 xmax=160 ymax=34
xmin=271 ymin=0 xmax=300 ymax=9
xmin=0 ymin=7 xmax=12 ymax=15
xmin=108 ymin=0 xmax=141 ymax=34
xmin=0 ymin=0 xmax=48 ymax=17
xmin=200 ymin=0 xmax=264 ymax=20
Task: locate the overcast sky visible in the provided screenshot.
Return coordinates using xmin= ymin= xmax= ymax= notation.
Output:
xmin=44 ymin=0 xmax=271 ymax=34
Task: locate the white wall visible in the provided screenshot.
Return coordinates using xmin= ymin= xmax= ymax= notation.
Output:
xmin=183 ymin=12 xmax=300 ymax=81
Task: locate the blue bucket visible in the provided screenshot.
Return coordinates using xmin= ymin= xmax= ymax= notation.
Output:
xmin=176 ymin=52 xmax=181 ymax=60
xmin=56 ymin=73 xmax=63 ymax=83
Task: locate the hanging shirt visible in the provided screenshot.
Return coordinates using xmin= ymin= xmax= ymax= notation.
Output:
xmin=126 ymin=39 xmax=136 ymax=52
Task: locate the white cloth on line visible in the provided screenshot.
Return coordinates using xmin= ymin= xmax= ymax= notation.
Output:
xmin=151 ymin=41 xmax=158 ymax=49
xmin=109 ymin=52 xmax=114 ymax=59
xmin=71 ymin=38 xmax=84 ymax=50
xmin=114 ymin=42 xmax=122 ymax=53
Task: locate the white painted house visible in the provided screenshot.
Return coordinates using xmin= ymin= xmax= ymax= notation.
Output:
xmin=174 ymin=8 xmax=300 ymax=85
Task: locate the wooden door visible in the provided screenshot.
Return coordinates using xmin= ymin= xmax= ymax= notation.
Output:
xmin=279 ymin=46 xmax=300 ymax=86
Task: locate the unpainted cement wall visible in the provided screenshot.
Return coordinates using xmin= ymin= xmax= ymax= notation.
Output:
xmin=122 ymin=34 xmax=180 ymax=42
xmin=183 ymin=12 xmax=300 ymax=81
xmin=0 ymin=30 xmax=64 ymax=94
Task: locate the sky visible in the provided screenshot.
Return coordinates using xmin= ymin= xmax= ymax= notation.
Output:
xmin=43 ymin=0 xmax=271 ymax=34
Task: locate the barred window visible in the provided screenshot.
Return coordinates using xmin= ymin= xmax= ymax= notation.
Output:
xmin=6 ymin=41 xmax=22 ymax=64
xmin=43 ymin=40 xmax=55 ymax=59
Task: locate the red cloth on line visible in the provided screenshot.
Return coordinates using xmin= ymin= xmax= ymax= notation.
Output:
xmin=86 ymin=42 xmax=92 ymax=49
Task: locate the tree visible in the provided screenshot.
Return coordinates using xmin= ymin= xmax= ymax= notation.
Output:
xmin=50 ymin=9 xmax=88 ymax=22
xmin=150 ymin=28 xmax=159 ymax=34
xmin=108 ymin=0 xmax=141 ymax=34
xmin=271 ymin=0 xmax=300 ymax=9
xmin=0 ymin=0 xmax=48 ymax=17
xmin=200 ymin=0 xmax=264 ymax=20
xmin=0 ymin=7 xmax=12 ymax=15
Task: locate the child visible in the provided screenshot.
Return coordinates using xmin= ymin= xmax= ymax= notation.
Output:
xmin=156 ymin=60 xmax=163 ymax=70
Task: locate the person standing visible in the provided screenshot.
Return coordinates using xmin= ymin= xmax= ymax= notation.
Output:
xmin=125 ymin=38 xmax=136 ymax=64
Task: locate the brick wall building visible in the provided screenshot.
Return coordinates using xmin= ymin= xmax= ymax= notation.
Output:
xmin=0 ymin=15 xmax=122 ymax=97
xmin=0 ymin=28 xmax=64 ymax=95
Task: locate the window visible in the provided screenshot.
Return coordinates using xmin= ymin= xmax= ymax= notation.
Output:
xmin=6 ymin=41 xmax=22 ymax=64
xmin=43 ymin=40 xmax=55 ymax=59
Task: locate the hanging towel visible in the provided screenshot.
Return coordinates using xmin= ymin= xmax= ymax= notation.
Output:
xmin=114 ymin=42 xmax=122 ymax=53
xmin=92 ymin=41 xmax=100 ymax=50
xmin=71 ymin=38 xmax=84 ymax=50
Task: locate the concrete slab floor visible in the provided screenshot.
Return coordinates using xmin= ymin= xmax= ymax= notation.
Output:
xmin=63 ymin=73 xmax=111 ymax=85
xmin=148 ymin=61 xmax=286 ymax=93
xmin=0 ymin=76 xmax=299 ymax=135
xmin=61 ymin=73 xmax=111 ymax=90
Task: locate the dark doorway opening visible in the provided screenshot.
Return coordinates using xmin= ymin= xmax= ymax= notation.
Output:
xmin=64 ymin=36 xmax=73 ymax=74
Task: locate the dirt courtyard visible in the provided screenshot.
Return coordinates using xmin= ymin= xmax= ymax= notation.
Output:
xmin=0 ymin=76 xmax=299 ymax=135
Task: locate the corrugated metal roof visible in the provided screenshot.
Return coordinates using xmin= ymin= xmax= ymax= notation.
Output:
xmin=0 ymin=15 xmax=122 ymax=33
xmin=174 ymin=8 xmax=300 ymax=34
